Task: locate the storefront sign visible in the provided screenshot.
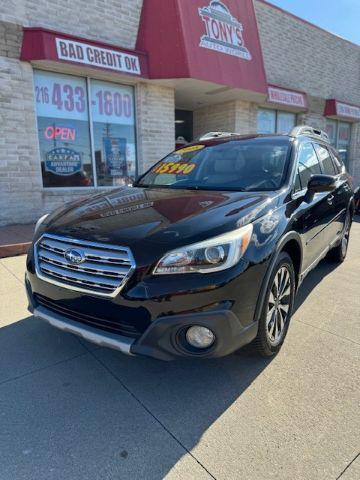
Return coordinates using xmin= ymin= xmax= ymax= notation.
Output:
xmin=45 ymin=147 xmax=82 ymax=175
xmin=198 ymin=1 xmax=251 ymax=60
xmin=268 ymin=86 xmax=307 ymax=109
xmin=325 ymin=99 xmax=360 ymax=121
xmin=56 ymin=38 xmax=141 ymax=75
xmin=337 ymin=102 xmax=360 ymax=120
xmin=44 ymin=125 xmax=76 ymax=141
xmin=21 ymin=28 xmax=149 ymax=78
xmin=136 ymin=0 xmax=267 ymax=95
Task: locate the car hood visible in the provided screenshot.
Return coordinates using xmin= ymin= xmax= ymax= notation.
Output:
xmin=44 ymin=186 xmax=278 ymax=262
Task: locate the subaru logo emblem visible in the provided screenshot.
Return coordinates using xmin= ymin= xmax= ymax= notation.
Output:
xmin=64 ymin=248 xmax=86 ymax=265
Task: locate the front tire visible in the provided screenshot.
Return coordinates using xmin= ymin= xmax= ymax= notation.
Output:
xmin=253 ymin=252 xmax=296 ymax=357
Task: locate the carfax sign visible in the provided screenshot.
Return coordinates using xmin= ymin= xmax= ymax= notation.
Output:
xmin=45 ymin=147 xmax=82 ymax=175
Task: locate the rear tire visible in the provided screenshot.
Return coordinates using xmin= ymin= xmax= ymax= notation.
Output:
xmin=328 ymin=211 xmax=351 ymax=263
xmin=252 ymin=252 xmax=296 ymax=357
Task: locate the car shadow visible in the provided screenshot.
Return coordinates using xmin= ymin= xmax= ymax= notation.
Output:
xmin=0 ymin=238 xmax=353 ymax=479
xmin=0 ymin=314 xmax=273 ymax=479
xmin=293 ymin=257 xmax=339 ymax=314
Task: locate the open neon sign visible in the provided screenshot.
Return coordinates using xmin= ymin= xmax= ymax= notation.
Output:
xmin=44 ymin=125 xmax=76 ymax=141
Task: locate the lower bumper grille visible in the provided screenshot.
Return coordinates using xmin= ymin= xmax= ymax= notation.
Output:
xmin=34 ymin=294 xmax=142 ymax=339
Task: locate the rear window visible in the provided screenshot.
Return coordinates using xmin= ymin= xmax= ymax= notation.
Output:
xmin=330 ymin=148 xmax=346 ymax=174
xmin=137 ymin=139 xmax=291 ymax=192
xmin=297 ymin=142 xmax=321 ymax=187
xmin=314 ymin=143 xmax=337 ymax=175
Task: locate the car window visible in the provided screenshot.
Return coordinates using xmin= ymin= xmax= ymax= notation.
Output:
xmin=137 ymin=139 xmax=291 ymax=192
xmin=293 ymin=169 xmax=303 ymax=192
xmin=330 ymin=148 xmax=346 ymax=174
xmin=297 ymin=142 xmax=321 ymax=187
xmin=314 ymin=143 xmax=337 ymax=175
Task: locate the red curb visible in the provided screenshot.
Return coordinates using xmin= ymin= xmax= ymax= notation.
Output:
xmin=0 ymin=242 xmax=31 ymax=259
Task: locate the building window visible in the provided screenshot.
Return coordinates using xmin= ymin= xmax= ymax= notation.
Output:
xmin=257 ymin=108 xmax=296 ymax=135
xmin=325 ymin=119 xmax=351 ymax=166
xmin=34 ymin=70 xmax=137 ymax=189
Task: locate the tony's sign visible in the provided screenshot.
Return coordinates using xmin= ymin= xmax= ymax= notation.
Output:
xmin=199 ymin=0 xmax=251 ymax=60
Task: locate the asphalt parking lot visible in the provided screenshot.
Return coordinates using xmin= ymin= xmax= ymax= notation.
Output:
xmin=0 ymin=219 xmax=359 ymax=480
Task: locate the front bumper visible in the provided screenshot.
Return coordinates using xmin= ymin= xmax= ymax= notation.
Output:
xmin=26 ymin=237 xmax=267 ymax=360
xmin=27 ymin=280 xmax=259 ymax=361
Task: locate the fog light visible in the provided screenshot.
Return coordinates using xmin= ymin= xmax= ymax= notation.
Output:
xmin=186 ymin=326 xmax=215 ymax=349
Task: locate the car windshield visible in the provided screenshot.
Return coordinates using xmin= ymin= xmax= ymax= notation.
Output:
xmin=136 ymin=138 xmax=291 ymax=192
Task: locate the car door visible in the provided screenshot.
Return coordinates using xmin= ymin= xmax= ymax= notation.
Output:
xmin=292 ymin=140 xmax=335 ymax=271
xmin=313 ymin=142 xmax=349 ymax=242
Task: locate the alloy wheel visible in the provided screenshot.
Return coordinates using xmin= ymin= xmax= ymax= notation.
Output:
xmin=266 ymin=266 xmax=292 ymax=346
xmin=341 ymin=214 xmax=351 ymax=258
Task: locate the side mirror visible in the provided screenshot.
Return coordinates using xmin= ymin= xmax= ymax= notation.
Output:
xmin=305 ymin=174 xmax=337 ymax=201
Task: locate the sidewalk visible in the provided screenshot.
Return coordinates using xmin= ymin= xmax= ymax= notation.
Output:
xmin=0 ymin=221 xmax=359 ymax=479
xmin=0 ymin=224 xmax=35 ymax=258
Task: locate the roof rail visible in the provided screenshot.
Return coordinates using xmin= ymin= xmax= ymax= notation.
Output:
xmin=198 ymin=131 xmax=240 ymax=141
xmin=290 ymin=125 xmax=330 ymax=143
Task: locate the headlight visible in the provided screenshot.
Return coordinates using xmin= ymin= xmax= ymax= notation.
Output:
xmin=153 ymin=224 xmax=253 ymax=275
xmin=34 ymin=214 xmax=49 ymax=235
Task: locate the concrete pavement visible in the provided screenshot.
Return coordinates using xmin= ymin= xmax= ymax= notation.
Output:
xmin=0 ymin=219 xmax=359 ymax=480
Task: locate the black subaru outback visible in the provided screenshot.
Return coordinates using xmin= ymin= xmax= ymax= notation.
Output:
xmin=26 ymin=127 xmax=355 ymax=360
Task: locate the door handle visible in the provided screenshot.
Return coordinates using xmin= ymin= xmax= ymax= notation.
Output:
xmin=327 ymin=195 xmax=334 ymax=205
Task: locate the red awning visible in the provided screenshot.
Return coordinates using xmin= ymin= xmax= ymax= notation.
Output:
xmin=20 ymin=28 xmax=149 ymax=78
xmin=324 ymin=99 xmax=360 ymax=122
xmin=267 ymin=85 xmax=308 ymax=111
xmin=136 ymin=0 xmax=267 ymax=95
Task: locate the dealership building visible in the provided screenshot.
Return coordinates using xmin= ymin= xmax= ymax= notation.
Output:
xmin=0 ymin=0 xmax=359 ymax=226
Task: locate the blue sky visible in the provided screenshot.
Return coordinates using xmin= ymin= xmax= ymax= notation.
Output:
xmin=266 ymin=0 xmax=360 ymax=45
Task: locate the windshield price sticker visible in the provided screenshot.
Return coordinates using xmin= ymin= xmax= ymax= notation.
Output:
xmin=152 ymin=162 xmax=196 ymax=175
xmin=176 ymin=145 xmax=205 ymax=155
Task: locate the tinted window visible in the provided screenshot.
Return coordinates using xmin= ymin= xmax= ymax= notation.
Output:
xmin=294 ymin=169 xmax=303 ymax=192
xmin=297 ymin=142 xmax=321 ymax=187
xmin=138 ymin=139 xmax=291 ymax=192
xmin=314 ymin=144 xmax=337 ymax=175
xmin=331 ymin=148 xmax=346 ymax=174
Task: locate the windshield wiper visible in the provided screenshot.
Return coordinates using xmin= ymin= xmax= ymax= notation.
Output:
xmin=182 ymin=186 xmax=247 ymax=192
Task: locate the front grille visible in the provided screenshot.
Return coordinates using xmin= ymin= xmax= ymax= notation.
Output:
xmin=34 ymin=234 xmax=136 ymax=297
xmin=35 ymin=294 xmax=141 ymax=338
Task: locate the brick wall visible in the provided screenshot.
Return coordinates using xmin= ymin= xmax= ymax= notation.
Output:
xmin=234 ymin=100 xmax=258 ymax=133
xmin=0 ymin=57 xmax=42 ymax=226
xmin=136 ymin=82 xmax=175 ymax=173
xmin=193 ymin=102 xmax=237 ymax=139
xmin=350 ymin=124 xmax=360 ymax=183
xmin=254 ymin=0 xmax=360 ymax=105
xmin=194 ymin=100 xmax=258 ymax=140
xmin=1 ymin=0 xmax=144 ymax=50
